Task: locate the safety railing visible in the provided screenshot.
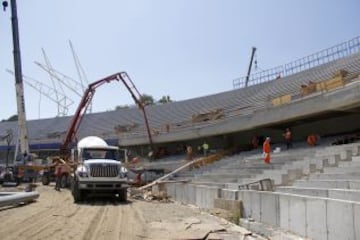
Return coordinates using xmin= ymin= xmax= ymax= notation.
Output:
xmin=233 ymin=36 xmax=360 ymax=89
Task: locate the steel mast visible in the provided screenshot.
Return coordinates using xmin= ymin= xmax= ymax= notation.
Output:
xmin=4 ymin=0 xmax=30 ymax=154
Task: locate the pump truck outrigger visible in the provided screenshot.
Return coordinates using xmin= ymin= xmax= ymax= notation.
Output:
xmin=41 ymin=72 xmax=153 ymax=202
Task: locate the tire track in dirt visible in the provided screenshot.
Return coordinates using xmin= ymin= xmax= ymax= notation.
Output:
xmin=3 ymin=192 xmax=81 ymax=239
xmin=80 ymin=200 xmax=145 ymax=240
xmin=90 ymin=202 xmax=122 ymax=240
xmin=0 ymin=186 xmax=146 ymax=240
xmin=118 ymin=203 xmax=146 ymax=240
xmin=81 ymin=202 xmax=108 ymax=240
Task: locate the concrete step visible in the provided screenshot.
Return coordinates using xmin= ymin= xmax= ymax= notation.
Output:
xmin=276 ymin=186 xmax=360 ymax=202
xmin=308 ymin=172 xmax=360 ymax=180
xmin=198 ymin=172 xmax=254 ymax=179
xmin=293 ymin=179 xmax=360 ymax=190
xmin=338 ymin=161 xmax=360 ymax=167
xmin=205 ymin=168 xmax=264 ymax=175
xmin=323 ymin=166 xmax=360 ymax=174
xmin=194 ymin=174 xmax=256 ymax=183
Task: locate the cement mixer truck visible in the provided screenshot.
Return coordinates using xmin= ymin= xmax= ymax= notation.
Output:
xmin=71 ymin=136 xmax=129 ymax=202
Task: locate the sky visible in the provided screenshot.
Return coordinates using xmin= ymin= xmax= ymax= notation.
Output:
xmin=0 ymin=0 xmax=359 ymax=121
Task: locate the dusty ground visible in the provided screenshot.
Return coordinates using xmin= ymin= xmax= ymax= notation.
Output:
xmin=0 ymin=184 xmax=264 ymax=240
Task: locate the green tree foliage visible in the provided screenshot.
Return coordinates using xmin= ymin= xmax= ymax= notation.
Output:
xmin=141 ymin=94 xmax=155 ymax=106
xmin=158 ymin=95 xmax=172 ymax=104
xmin=115 ymin=105 xmax=130 ymax=110
xmin=1 ymin=114 xmax=18 ymax=122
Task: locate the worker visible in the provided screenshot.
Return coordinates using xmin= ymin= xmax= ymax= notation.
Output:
xmin=283 ymin=128 xmax=292 ymax=150
xmin=251 ymin=136 xmax=259 ymax=149
xmin=307 ymin=134 xmax=318 ymax=146
xmin=23 ymin=151 xmax=31 ymax=163
xmin=202 ymin=141 xmax=209 ymax=157
xmin=263 ymin=137 xmax=271 ymax=164
xmin=53 ymin=158 xmax=63 ymax=191
xmin=186 ymin=145 xmax=193 ymax=160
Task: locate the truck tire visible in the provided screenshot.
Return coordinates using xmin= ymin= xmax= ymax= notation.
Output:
xmin=42 ymin=175 xmax=50 ymax=185
xmin=72 ymin=179 xmax=83 ymax=203
xmin=118 ymin=188 xmax=127 ymax=202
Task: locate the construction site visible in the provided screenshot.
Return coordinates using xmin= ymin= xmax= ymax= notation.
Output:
xmin=1 ymin=1 xmax=360 ymax=240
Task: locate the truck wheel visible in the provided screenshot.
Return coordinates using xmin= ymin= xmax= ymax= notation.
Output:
xmin=118 ymin=188 xmax=127 ymax=202
xmin=42 ymin=175 xmax=50 ymax=185
xmin=72 ymin=180 xmax=83 ymax=203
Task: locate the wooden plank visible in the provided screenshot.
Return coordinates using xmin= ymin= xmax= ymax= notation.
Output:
xmin=138 ymin=156 xmax=207 ymax=190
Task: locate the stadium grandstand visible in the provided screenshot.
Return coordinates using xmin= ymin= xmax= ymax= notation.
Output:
xmin=1 ymin=36 xmax=360 ymax=160
xmin=1 ymin=35 xmax=360 ymax=239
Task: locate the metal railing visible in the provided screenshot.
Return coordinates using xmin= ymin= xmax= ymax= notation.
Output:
xmin=233 ymin=36 xmax=360 ymax=89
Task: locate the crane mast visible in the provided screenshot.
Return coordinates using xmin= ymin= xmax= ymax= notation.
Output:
xmin=7 ymin=0 xmax=30 ymax=155
xmin=245 ymin=47 xmax=257 ymax=87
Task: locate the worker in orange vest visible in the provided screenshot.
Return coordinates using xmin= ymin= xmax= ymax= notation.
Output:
xmin=307 ymin=134 xmax=318 ymax=146
xmin=263 ymin=137 xmax=271 ymax=164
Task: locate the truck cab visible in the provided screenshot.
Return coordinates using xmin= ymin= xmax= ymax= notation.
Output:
xmin=71 ymin=136 xmax=129 ymax=203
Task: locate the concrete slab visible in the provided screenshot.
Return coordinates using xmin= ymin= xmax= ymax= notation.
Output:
xmin=288 ymin=195 xmax=306 ymax=236
xmin=279 ymin=194 xmax=290 ymax=230
xmin=349 ymin=181 xmax=360 ymax=190
xmin=213 ymin=198 xmax=242 ymax=217
xmin=165 ymin=182 xmax=176 ymax=198
xmin=306 ymin=198 xmax=327 ymax=240
xmin=293 ymin=180 xmax=350 ymax=189
xmin=195 ymin=185 xmax=221 ymax=209
xmin=238 ymin=190 xmax=261 ymax=221
xmin=260 ymin=191 xmax=280 ymax=226
xmin=328 ymin=189 xmax=360 ymax=202
xmin=309 ymin=173 xmax=360 ymax=180
xmin=327 ymin=200 xmax=355 ymax=240
xmin=224 ymin=183 xmax=241 ymax=190
xmin=323 ymin=166 xmax=360 ymax=174
xmin=174 ymin=183 xmax=186 ymax=203
xmin=186 ymin=184 xmax=197 ymax=205
xmin=220 ymin=189 xmax=239 ymax=200
xmin=355 ymin=204 xmax=360 ymax=240
xmin=276 ymin=186 xmax=328 ymax=198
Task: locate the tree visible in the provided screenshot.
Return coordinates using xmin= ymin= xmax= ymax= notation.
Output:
xmin=140 ymin=94 xmax=155 ymax=106
xmin=158 ymin=95 xmax=172 ymax=104
xmin=115 ymin=105 xmax=129 ymax=110
xmin=1 ymin=114 xmax=18 ymax=122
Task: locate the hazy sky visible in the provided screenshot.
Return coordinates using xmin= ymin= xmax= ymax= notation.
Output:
xmin=0 ymin=0 xmax=359 ymax=121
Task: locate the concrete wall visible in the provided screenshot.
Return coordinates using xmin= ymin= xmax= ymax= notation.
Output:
xmin=238 ymin=190 xmax=360 ymax=240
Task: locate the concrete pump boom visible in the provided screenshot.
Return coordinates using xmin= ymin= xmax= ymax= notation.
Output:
xmin=59 ymin=72 xmax=153 ymax=158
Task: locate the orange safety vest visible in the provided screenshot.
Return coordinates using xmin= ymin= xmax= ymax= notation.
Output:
xmin=263 ymin=140 xmax=271 ymax=163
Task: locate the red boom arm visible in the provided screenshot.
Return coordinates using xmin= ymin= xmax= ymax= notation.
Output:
xmin=59 ymin=72 xmax=153 ymax=158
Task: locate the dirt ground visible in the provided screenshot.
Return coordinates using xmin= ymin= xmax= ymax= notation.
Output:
xmin=0 ymin=184 xmax=264 ymax=240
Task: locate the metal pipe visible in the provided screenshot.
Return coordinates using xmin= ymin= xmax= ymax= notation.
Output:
xmin=0 ymin=191 xmax=39 ymax=207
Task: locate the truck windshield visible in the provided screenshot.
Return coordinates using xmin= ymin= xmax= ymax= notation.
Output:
xmin=83 ymin=149 xmax=118 ymax=161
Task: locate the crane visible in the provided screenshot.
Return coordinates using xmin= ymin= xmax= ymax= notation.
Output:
xmin=3 ymin=0 xmax=30 ymax=155
xmin=35 ymin=61 xmax=84 ymax=98
xmin=245 ymin=47 xmax=257 ymax=87
xmin=69 ymin=40 xmax=88 ymax=93
xmin=7 ymin=69 xmax=74 ymax=117
xmin=59 ymin=72 xmax=153 ymax=158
